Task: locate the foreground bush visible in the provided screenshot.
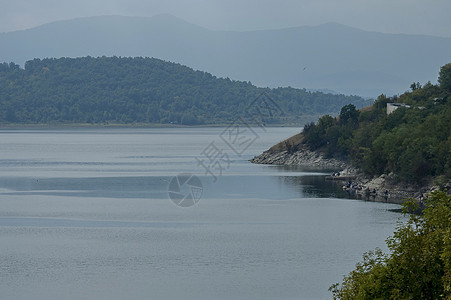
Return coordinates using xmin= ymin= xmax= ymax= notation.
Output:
xmin=330 ymin=191 xmax=451 ymax=299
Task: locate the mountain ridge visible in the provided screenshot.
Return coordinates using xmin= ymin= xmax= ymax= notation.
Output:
xmin=1 ymin=14 xmax=450 ymax=97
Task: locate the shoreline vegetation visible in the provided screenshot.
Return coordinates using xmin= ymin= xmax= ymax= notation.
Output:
xmin=330 ymin=190 xmax=451 ymax=299
xmin=251 ymin=63 xmax=451 ymax=205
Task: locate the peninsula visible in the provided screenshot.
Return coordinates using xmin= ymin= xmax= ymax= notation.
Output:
xmin=251 ymin=63 xmax=451 ymax=203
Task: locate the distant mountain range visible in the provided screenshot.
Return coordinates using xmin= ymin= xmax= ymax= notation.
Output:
xmin=1 ymin=14 xmax=450 ymax=97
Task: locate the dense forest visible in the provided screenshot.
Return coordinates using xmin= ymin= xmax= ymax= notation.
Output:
xmin=297 ymin=63 xmax=451 ymax=183
xmin=0 ymin=56 xmax=368 ymax=125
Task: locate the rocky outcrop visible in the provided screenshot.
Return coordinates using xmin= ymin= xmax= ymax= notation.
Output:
xmin=355 ymin=173 xmax=451 ymax=203
xmin=250 ymin=146 xmax=349 ymax=170
xmin=250 ymin=146 xmax=451 ymax=204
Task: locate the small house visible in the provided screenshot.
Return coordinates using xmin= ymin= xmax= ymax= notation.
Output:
xmin=387 ymin=103 xmax=410 ymax=115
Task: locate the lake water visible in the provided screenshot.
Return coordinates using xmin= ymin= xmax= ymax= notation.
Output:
xmin=0 ymin=127 xmax=404 ymax=300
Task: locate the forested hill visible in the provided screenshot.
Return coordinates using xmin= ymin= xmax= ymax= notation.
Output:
xmin=0 ymin=56 xmax=368 ymax=125
xmin=297 ymin=63 xmax=451 ymax=182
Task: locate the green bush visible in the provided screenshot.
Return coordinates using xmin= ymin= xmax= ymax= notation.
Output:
xmin=330 ymin=191 xmax=451 ymax=300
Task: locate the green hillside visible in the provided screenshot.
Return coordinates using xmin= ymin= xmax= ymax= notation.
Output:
xmin=0 ymin=56 xmax=368 ymax=125
xmin=296 ymin=63 xmax=451 ymax=182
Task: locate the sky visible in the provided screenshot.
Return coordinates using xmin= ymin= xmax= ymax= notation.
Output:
xmin=0 ymin=0 xmax=450 ymax=37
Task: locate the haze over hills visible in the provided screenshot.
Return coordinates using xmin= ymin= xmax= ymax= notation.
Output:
xmin=1 ymin=14 xmax=450 ymax=97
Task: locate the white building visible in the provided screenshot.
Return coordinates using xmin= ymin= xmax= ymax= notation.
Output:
xmin=387 ymin=103 xmax=410 ymax=115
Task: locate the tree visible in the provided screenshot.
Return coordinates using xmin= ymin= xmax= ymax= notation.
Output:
xmin=339 ymin=104 xmax=359 ymax=125
xmin=410 ymin=82 xmax=422 ymax=91
xmin=439 ymin=63 xmax=451 ymax=93
xmin=330 ymin=191 xmax=451 ymax=299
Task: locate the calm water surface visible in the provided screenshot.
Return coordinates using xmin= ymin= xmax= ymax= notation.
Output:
xmin=0 ymin=127 xmax=404 ymax=300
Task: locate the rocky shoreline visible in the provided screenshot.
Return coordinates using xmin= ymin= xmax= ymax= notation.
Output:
xmin=250 ymin=147 xmax=449 ymax=205
xmin=250 ymin=146 xmax=349 ymax=170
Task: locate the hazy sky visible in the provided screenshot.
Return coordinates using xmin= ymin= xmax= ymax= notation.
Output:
xmin=1 ymin=0 xmax=450 ymax=37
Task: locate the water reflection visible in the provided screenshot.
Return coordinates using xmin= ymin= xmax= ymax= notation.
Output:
xmin=279 ymin=175 xmax=347 ymax=198
xmin=270 ymin=165 xmax=393 ymax=203
xmin=0 ymin=167 xmax=389 ymax=202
